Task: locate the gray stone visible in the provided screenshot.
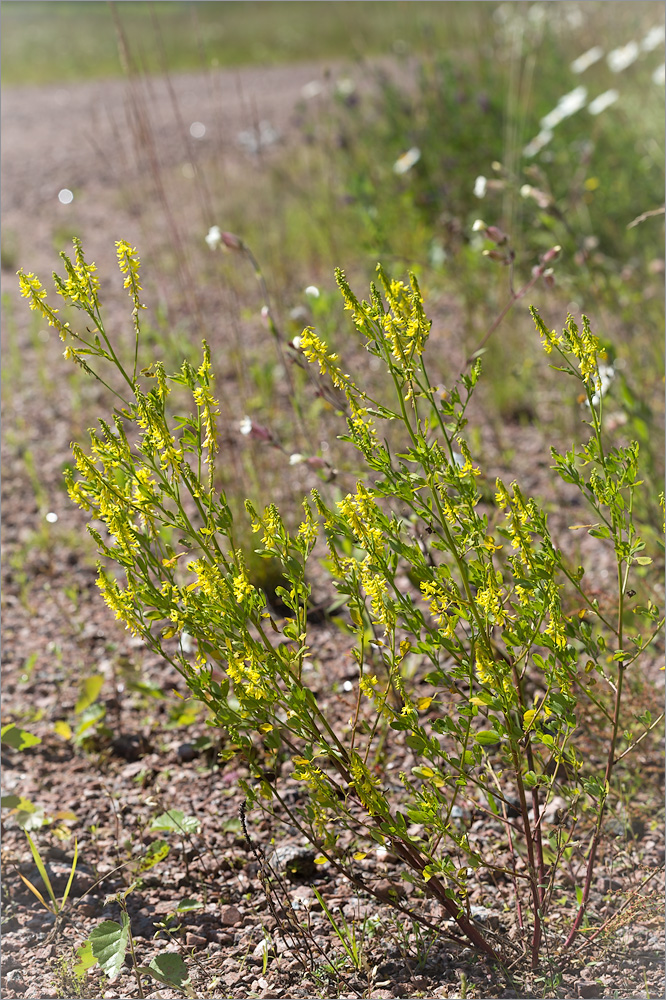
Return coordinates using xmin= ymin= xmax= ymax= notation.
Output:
xmin=266 ymin=844 xmax=317 ymax=880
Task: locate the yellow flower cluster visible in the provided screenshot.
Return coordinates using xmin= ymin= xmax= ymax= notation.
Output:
xmin=188 ymin=558 xmax=229 ymax=603
xmin=297 ymin=500 xmax=318 ymax=549
xmin=299 ymin=327 xmax=354 ymax=393
xmin=336 ymin=483 xmax=384 ymax=551
xmin=495 ymin=478 xmax=536 ymax=566
xmin=96 ymin=572 xmax=141 ymax=635
xmin=375 ymin=265 xmax=430 ymax=376
xmin=135 ymin=394 xmax=183 ymax=472
xmin=356 ymin=557 xmax=394 ymax=630
xmin=225 ymin=651 xmax=270 ymax=702
xmin=565 ymin=314 xmax=602 ymax=384
xmin=419 ymin=579 xmax=456 ymax=637
xmin=192 ymin=344 xmax=220 ymax=459
xmin=115 ymin=240 xmax=144 ymax=313
xmin=54 ymin=237 xmax=100 ymax=312
xmin=474 ymin=571 xmax=510 ymax=627
xmin=232 ymin=559 xmax=254 ymax=605
xmin=17 ymin=271 xmax=67 ymax=337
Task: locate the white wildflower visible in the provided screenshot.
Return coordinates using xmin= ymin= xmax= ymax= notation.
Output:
xmin=304 ymin=285 xmax=320 ymax=298
xmin=393 ymin=147 xmax=421 ymax=175
xmin=336 ymin=78 xmax=355 ymax=97
xmin=473 ymin=175 xmax=487 ymax=198
xmin=588 ymin=90 xmax=619 ymax=116
xmin=587 ymin=363 xmax=615 ymax=407
xmin=523 ymin=129 xmax=553 ymax=158
xmin=239 ymin=416 xmax=253 ymax=436
xmin=540 ymin=87 xmax=587 ymax=131
xmin=289 ymin=453 xmax=305 ymax=465
xmin=607 ymin=41 xmax=639 ymax=73
xmin=641 ymin=25 xmax=665 ymax=53
xmin=205 ymin=225 xmax=222 ymax=250
xmin=45 ymin=512 xmax=58 ymax=523
xmin=570 ymin=46 xmax=604 ymax=74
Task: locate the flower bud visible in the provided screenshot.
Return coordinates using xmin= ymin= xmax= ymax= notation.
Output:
xmin=483 ymin=249 xmax=507 ymax=262
xmin=485 ymin=225 xmax=509 ymax=246
xmin=221 ymin=231 xmax=244 ymax=251
xmin=541 ymin=245 xmax=561 ymax=264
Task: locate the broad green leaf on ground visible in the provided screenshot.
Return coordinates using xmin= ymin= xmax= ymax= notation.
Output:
xmin=75 ymin=674 xmax=104 ymax=713
xmin=149 ymin=810 xmax=200 ymax=835
xmin=1 ymin=724 xmax=41 ymax=750
xmin=73 ymin=940 xmax=97 ymax=980
xmin=89 ymin=912 xmax=130 ymax=981
xmin=137 ymin=952 xmax=192 ymax=993
xmin=135 ymin=839 xmax=170 ymax=872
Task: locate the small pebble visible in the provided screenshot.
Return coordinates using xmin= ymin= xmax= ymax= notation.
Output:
xmin=220 ymin=904 xmax=242 ymax=926
xmin=185 ymin=932 xmax=208 ymax=949
xmin=177 ymin=742 xmax=199 ymax=762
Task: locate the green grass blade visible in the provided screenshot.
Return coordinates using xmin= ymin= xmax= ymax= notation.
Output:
xmin=25 ymin=831 xmax=58 ymax=911
xmin=60 ymin=837 xmax=78 ymax=909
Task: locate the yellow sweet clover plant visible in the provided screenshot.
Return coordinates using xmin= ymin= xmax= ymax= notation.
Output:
xmin=18 ymin=241 xmax=663 ymax=969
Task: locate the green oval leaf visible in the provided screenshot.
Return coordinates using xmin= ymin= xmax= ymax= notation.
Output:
xmin=89 ymin=914 xmax=130 ymax=981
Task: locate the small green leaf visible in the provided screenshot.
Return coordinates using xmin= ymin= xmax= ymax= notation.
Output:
xmin=635 ymin=556 xmax=652 ymax=565
xmin=176 ymin=897 xmax=203 ymax=912
xmin=1 ymin=794 xmax=25 ymax=810
xmin=474 ymin=730 xmax=501 ymax=746
xmin=73 ymin=940 xmax=97 ymax=980
xmin=1 ymin=724 xmax=41 ymax=750
xmin=75 ymin=675 xmax=104 ymax=714
xmin=89 ymin=914 xmax=130 ymax=981
xmin=139 ymin=952 xmax=191 ymax=990
xmin=150 ymin=810 xmax=200 ymax=835
xmin=136 ymin=840 xmax=170 ymax=872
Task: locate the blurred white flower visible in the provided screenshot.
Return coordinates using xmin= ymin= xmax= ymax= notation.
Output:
xmin=523 ymin=129 xmax=553 ymax=158
xmin=653 ymin=63 xmax=666 ymax=85
xmin=58 ymin=188 xmax=73 ymax=204
xmin=587 ymin=90 xmax=619 ymax=116
xmin=291 ymin=336 xmax=302 ymax=350
xmin=189 ymin=121 xmax=206 ymax=139
xmin=180 ymin=631 xmax=194 ymax=654
xmin=239 ymin=416 xmax=253 ymax=435
xmin=607 ymin=41 xmax=639 ymax=73
xmin=205 ymin=225 xmax=222 ymax=249
xmin=304 ymin=285 xmax=320 ymax=298
xmin=641 ymin=25 xmax=665 ymax=52
xmin=473 ymin=175 xmax=487 ymax=198
xmin=393 ymin=147 xmax=421 ymax=175
xmin=540 ymin=86 xmax=587 ymax=130
xmin=588 ymin=363 xmax=615 ymax=407
xmin=237 ymin=120 xmax=279 ymax=155
xmin=570 ymin=46 xmax=604 ymax=74
xmin=472 ymin=219 xmax=487 ymax=232
xmin=45 ymin=512 xmax=58 ymax=523
xmin=289 ymin=453 xmax=305 ymax=465
xmin=336 ymin=77 xmax=355 ymax=97
xmin=342 ymin=680 xmax=353 ymax=692
xmin=301 ymin=80 xmax=323 ymax=99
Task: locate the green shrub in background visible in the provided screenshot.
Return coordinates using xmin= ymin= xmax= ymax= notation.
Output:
xmin=18 ymin=240 xmax=663 ymax=969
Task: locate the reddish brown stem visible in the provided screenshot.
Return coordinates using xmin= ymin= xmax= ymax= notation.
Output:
xmin=563 ymin=663 xmax=626 ymax=948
